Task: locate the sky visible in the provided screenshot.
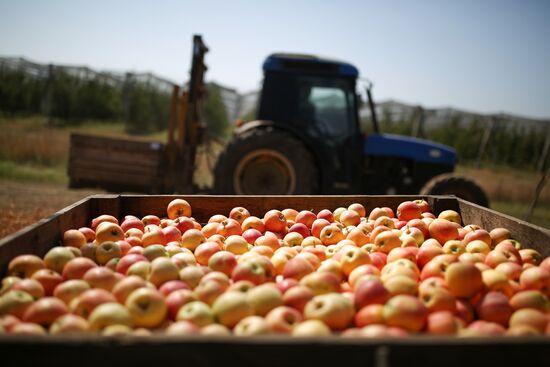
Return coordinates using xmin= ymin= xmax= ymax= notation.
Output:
xmin=0 ymin=0 xmax=549 ymax=119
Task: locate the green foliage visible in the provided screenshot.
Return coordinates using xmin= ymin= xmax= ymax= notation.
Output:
xmin=202 ymin=83 xmax=230 ymax=139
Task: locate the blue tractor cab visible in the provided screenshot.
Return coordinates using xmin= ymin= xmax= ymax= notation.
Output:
xmin=214 ymin=53 xmax=488 ymax=206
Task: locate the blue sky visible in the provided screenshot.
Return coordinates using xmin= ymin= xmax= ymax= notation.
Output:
xmin=0 ymin=0 xmax=549 ymax=119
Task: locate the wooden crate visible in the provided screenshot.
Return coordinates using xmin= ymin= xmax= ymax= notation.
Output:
xmin=1 ymin=195 xmax=549 ymax=367
xmin=68 ymin=133 xmax=166 ymax=193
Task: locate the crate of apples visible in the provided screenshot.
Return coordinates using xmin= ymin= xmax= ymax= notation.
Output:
xmin=1 ymin=198 xmax=549 ymax=337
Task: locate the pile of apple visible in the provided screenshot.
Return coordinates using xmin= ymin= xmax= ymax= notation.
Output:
xmin=1 ymin=199 xmax=549 ymax=337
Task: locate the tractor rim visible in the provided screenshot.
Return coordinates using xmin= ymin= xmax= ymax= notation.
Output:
xmin=234 ymin=149 xmax=296 ymax=195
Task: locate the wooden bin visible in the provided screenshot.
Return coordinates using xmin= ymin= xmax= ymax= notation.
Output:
xmin=68 ymin=134 xmax=166 ymax=193
xmin=1 ymin=195 xmax=549 ymax=367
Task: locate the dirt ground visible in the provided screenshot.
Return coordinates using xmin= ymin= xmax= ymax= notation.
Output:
xmin=0 ymin=179 xmax=103 ymax=239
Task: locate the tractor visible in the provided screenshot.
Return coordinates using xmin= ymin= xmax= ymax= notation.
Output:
xmin=213 ymin=53 xmax=489 ymax=207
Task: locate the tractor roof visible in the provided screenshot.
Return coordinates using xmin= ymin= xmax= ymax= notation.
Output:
xmin=263 ymin=53 xmax=359 ymax=78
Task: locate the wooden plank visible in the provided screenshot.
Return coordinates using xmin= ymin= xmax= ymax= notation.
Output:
xmin=458 ymin=198 xmax=550 ymax=256
xmin=70 ymin=159 xmax=161 ymax=176
xmin=69 ymin=168 xmax=160 ymax=187
xmin=70 ymin=133 xmax=165 ymax=153
xmin=70 ymin=146 xmax=163 ymax=167
xmin=0 ymin=334 xmax=549 ymax=367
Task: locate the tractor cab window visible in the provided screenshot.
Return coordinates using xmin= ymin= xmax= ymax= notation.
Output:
xmin=298 ymin=77 xmax=357 ymax=142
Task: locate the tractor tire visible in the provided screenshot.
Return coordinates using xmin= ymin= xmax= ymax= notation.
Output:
xmin=213 ymin=128 xmax=319 ymax=195
xmin=420 ymin=173 xmax=490 ymax=208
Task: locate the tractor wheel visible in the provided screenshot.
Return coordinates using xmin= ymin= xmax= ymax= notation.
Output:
xmin=213 ymin=128 xmax=319 ymax=195
xmin=420 ymin=173 xmax=490 ymax=207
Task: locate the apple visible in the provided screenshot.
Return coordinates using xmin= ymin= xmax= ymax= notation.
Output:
xmin=78 ymin=227 xmax=96 ymax=242
xmin=208 ymin=251 xmax=237 ymax=276
xmin=466 ymin=240 xmax=491 ymax=255
xmin=291 ymin=319 xmax=331 ymax=336
xmin=246 ymin=283 xmax=283 ymax=316
xmin=115 ymin=254 xmax=148 ymax=275
xmin=229 ymin=206 xmax=251 ymax=224
xmin=234 ymin=256 xmax=275 ymax=285
xmin=295 ymin=210 xmax=317 ymax=229
xmin=429 ymin=219 xmax=459 ymax=245
xmin=426 ymin=311 xmax=460 ymax=335
xmin=234 ymin=315 xmax=271 ymax=336
xmin=51 ymin=279 xmax=89 ymax=306
xmin=165 ymin=320 xmax=200 ymax=335
xmin=299 ymin=271 xmax=341 ymax=296
xmin=241 ymin=216 xmax=265 ymax=233
xmin=354 ymin=304 xmax=385 ymax=327
xmin=346 ymin=228 xmax=370 ymax=247
xmin=212 ymin=291 xmax=254 ymax=328
xmin=179 ymin=266 xmax=205 ymax=289
xmin=475 ymin=291 xmax=512 ymax=327
xmin=304 ymin=293 xmax=354 ymax=330
xmin=11 ymin=279 xmax=44 ymax=300
xmin=194 ymin=279 xmax=227 ymax=306
xmin=397 ymin=201 xmax=422 ymax=221
xmin=83 ymin=266 xmax=119 ymax=291
xmin=254 ymin=233 xmax=280 ymax=251
xmin=263 ymin=210 xmax=286 ymax=233
xmin=437 ymin=210 xmax=461 ymax=224
xmin=62 ymin=229 xmax=87 ymax=248
xmin=49 ymin=314 xmax=89 ymax=334
xmin=510 ymin=290 xmax=549 ymax=312
xmin=283 ymin=232 xmax=304 ymax=247
xmin=0 ymin=290 xmax=34 ymax=318
xmin=242 ymin=229 xmax=262 ymax=245
xmin=508 ymin=308 xmax=548 ymax=333
xmin=348 ymin=203 xmax=366 ymax=218
xmin=125 ymin=288 xmax=167 ymax=328
xmin=373 ymin=216 xmax=395 ymax=229
xmin=95 ymin=222 xmax=124 ymax=244
xmin=91 ymin=214 xmax=118 ymax=231
xmin=88 ymin=302 xmax=133 ymax=330
xmin=176 ymin=301 xmax=214 ymax=327
xmin=282 ymin=257 xmax=315 ymax=280
xmin=495 ymin=262 xmax=523 ymax=281
xmin=354 ymin=277 xmax=390 ymax=309
xmin=167 ymin=198 xmax=192 ymax=219
xmin=445 ymin=262 xmax=483 ymax=298
xmin=283 ymin=285 xmax=315 ymax=312
xmin=316 ymin=209 xmax=335 ymax=223
xmin=373 ymin=231 xmax=401 ymax=254
xmin=519 ymin=248 xmax=544 ymax=266
xmin=279 ymin=208 xmax=298 ymax=222
xmin=519 ymin=266 xmax=550 ymax=292
xmin=339 ymin=210 xmax=361 ymax=227
xmin=338 ymin=247 xmax=371 ymax=276
xmin=8 ymin=255 xmax=45 ymax=278
xmin=265 ymin=306 xmax=303 ymax=333
xmin=146 ymin=257 xmax=179 ymax=288
xmin=31 ymin=269 xmax=63 ymax=296
xmin=201 ymin=222 xmax=218 ymax=238
xmin=44 ymin=247 xmax=75 ymax=274
xmin=216 ymin=219 xmax=242 ymax=237
xmin=383 ymin=294 xmax=427 ymax=332
xmin=172 ymin=216 xmax=195 ymax=235
xmin=384 ymin=275 xmax=418 ymax=297
xmin=165 ymin=289 xmax=197 ymax=320
xmin=10 ymin=322 xmax=47 ymax=335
